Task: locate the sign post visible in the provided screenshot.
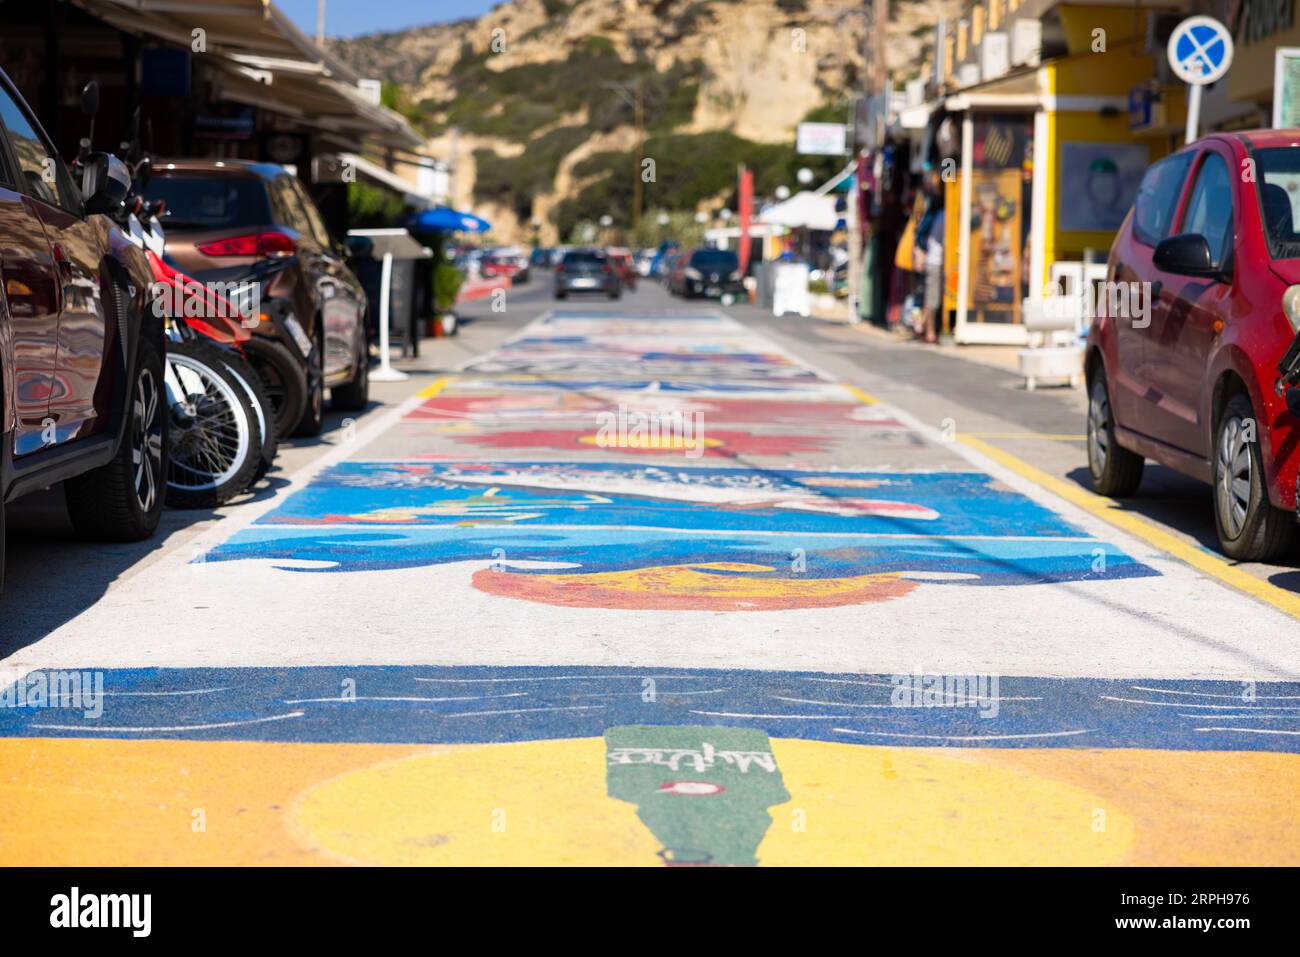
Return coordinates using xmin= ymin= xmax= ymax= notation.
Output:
xmin=1167 ymin=16 xmax=1234 ymax=145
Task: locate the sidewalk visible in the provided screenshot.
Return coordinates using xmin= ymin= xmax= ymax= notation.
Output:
xmin=805 ymin=306 xmax=1076 ymax=383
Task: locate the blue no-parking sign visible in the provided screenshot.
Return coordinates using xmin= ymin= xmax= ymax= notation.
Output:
xmin=1167 ymin=16 xmax=1234 ymax=84
xmin=1167 ymin=16 xmax=1234 ymax=142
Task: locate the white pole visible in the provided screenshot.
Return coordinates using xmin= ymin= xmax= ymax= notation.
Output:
xmin=371 ymin=250 xmax=409 ymax=382
xmin=1030 ymin=105 xmax=1049 ymax=301
xmin=1185 ymin=83 xmax=1202 ymax=144
xmin=955 ymin=112 xmax=974 ymax=342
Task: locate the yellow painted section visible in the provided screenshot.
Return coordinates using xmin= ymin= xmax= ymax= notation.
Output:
xmin=3 ymin=737 xmax=1299 ymax=865
xmin=0 ymin=737 xmax=428 ymax=866
xmin=843 ymin=384 xmax=878 ymax=405
xmin=958 ymin=433 xmax=1300 ymax=622
xmin=758 ymin=741 xmax=1136 ymax=866
xmin=415 ymin=376 xmax=453 ymax=399
xmin=297 ymin=739 xmax=659 ymax=866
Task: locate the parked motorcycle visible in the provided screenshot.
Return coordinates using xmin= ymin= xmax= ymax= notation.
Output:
xmin=133 ymin=190 xmax=275 ymax=506
xmin=98 ymin=104 xmax=278 ymax=506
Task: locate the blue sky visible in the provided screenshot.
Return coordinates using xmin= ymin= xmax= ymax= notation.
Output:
xmin=279 ymin=0 xmax=500 ymax=38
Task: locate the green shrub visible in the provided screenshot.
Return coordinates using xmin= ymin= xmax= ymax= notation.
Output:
xmin=434 ymin=263 xmax=466 ymax=311
xmin=347 ymin=181 xmax=411 ymax=229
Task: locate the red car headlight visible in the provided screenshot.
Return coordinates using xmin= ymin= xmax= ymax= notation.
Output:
xmin=1284 ymin=285 xmax=1300 ymax=333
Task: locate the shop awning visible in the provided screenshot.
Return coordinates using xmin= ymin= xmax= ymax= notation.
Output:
xmin=813 ymin=159 xmax=858 ymax=195
xmin=408 ymin=207 xmax=492 ymax=234
xmin=757 ymin=191 xmax=839 ymax=231
xmin=346 ymin=228 xmax=433 ymax=261
xmin=71 ymin=0 xmax=422 ymax=149
xmin=338 ymin=153 xmax=437 ymax=209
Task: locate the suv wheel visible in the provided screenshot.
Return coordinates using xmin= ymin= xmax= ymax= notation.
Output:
xmin=65 ymin=333 xmax=168 ymax=541
xmin=1086 ymin=369 xmax=1144 ymax=497
xmin=294 ymin=326 xmax=325 ymax=437
xmin=1213 ymin=393 xmax=1297 ymax=561
xmin=331 ymin=329 xmax=370 ymax=412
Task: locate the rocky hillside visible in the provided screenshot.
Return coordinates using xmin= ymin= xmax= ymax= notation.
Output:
xmin=333 ymin=0 xmax=958 ymax=243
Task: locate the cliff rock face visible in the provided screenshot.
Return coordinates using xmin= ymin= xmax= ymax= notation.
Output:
xmin=333 ymin=0 xmax=959 ymax=242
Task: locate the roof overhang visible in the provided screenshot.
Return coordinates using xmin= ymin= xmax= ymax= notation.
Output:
xmin=72 ymin=0 xmax=422 ymax=149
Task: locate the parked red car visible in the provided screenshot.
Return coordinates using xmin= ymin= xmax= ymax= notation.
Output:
xmin=481 ymin=248 xmax=529 ymax=284
xmin=1087 ymin=130 xmax=1300 ymax=561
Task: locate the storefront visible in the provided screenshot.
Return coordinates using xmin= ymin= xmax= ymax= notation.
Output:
xmin=1225 ymin=0 xmax=1300 ymax=114
xmin=917 ymin=0 xmax=1188 ymax=343
xmin=0 ymin=0 xmax=429 ymax=235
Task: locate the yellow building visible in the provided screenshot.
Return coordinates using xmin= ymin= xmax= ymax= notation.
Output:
xmin=920 ymin=0 xmax=1191 ymax=343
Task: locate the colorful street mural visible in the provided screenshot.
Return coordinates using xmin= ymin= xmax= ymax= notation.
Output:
xmin=204 ymin=311 xmax=1158 ymax=611
xmin=5 ymin=310 xmax=1300 ymax=866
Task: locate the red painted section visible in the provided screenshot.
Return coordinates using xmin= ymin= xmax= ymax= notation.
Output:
xmin=457 ymin=277 xmax=511 ymax=304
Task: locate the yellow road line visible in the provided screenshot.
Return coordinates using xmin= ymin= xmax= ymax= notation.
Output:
xmin=415 ymin=376 xmax=453 ymax=399
xmin=966 ymin=432 xmax=1086 ymax=441
xmin=958 ymin=434 xmax=1300 ymax=622
xmin=844 ymin=384 xmax=878 ymax=405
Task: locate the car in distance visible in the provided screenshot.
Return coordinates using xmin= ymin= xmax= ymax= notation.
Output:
xmin=670 ymin=248 xmax=745 ymax=300
xmin=0 ymin=69 xmax=166 ymax=590
xmin=145 ymin=160 xmax=370 ymax=437
xmin=554 ymin=248 xmax=621 ymax=300
xmin=1086 ymin=130 xmax=1300 ymax=561
xmin=482 ymin=247 xmax=530 ymax=284
xmin=606 ymin=247 xmax=638 ymax=291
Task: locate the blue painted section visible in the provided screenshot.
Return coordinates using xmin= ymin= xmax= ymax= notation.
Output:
xmin=1 ymin=666 xmax=1296 ymax=752
xmin=204 ymin=525 xmax=1154 ymax=583
xmin=251 ymin=462 xmax=1093 ymax=539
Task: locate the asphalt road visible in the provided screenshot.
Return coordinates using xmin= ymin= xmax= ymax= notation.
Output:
xmin=2 ymin=278 xmax=1298 ymax=866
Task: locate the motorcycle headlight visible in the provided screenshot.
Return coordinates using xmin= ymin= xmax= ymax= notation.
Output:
xmin=1284 ymin=285 xmax=1300 ymax=332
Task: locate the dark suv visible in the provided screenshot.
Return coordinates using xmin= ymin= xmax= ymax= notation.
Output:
xmin=669 ymin=248 xmax=744 ymax=299
xmin=0 ymin=70 xmax=166 ymax=589
xmin=144 ymin=161 xmax=369 ymax=436
xmin=554 ymin=249 xmax=621 ymax=300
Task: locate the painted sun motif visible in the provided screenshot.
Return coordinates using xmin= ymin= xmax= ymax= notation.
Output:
xmin=471 ymin=561 xmax=919 ymax=611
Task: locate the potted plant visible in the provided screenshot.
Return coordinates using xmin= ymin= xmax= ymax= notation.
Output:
xmin=432 ymin=262 xmax=465 ymax=337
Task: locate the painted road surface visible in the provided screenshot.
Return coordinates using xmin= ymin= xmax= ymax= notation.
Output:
xmin=3 ymin=307 xmax=1300 ymax=866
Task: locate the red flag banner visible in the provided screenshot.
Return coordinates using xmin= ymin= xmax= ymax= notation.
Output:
xmin=738 ymin=166 xmax=754 ymax=274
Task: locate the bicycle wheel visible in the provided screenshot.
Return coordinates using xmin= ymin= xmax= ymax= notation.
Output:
xmin=221 ymin=351 xmax=278 ymax=483
xmin=164 ymin=338 xmax=263 ymax=508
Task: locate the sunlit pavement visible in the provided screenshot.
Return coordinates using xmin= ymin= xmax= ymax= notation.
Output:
xmin=2 ymin=284 xmax=1300 ymax=866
